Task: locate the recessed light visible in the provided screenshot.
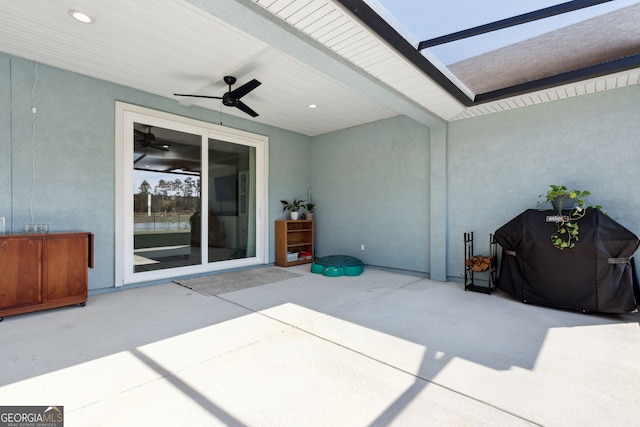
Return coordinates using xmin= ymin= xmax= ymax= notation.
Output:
xmin=69 ymin=10 xmax=94 ymax=24
xmin=307 ymin=104 xmax=318 ymax=109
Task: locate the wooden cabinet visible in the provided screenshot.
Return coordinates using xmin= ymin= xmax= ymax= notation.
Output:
xmin=0 ymin=232 xmax=94 ymax=320
xmin=275 ymin=220 xmax=314 ymax=266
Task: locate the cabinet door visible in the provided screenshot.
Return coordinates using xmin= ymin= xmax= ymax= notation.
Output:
xmin=43 ymin=234 xmax=88 ymax=301
xmin=0 ymin=237 xmax=43 ymax=308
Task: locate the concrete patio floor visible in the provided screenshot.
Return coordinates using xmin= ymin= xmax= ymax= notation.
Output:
xmin=1 ymin=265 xmax=639 ymax=426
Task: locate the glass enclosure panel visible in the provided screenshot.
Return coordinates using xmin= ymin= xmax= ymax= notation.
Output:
xmin=206 ymin=139 xmax=256 ymax=262
xmin=133 ymin=123 xmax=202 ymax=272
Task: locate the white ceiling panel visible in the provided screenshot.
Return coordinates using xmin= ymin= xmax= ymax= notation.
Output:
xmin=1 ymin=0 xmax=637 ymax=134
xmin=0 ymin=0 xmax=401 ymax=136
xmin=252 ymin=0 xmax=467 ymax=121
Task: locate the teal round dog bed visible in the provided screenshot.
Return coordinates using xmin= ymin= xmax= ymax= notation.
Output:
xmin=310 ymin=255 xmax=364 ymax=277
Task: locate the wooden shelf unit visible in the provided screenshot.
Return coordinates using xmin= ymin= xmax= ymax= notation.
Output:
xmin=0 ymin=231 xmax=94 ymax=320
xmin=275 ymin=220 xmax=313 ymax=267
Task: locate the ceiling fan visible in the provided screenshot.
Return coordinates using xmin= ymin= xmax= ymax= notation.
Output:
xmin=134 ymin=126 xmax=171 ymax=152
xmin=174 ymin=75 xmax=262 ymax=117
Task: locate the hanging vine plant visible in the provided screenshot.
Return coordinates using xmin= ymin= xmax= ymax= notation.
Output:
xmin=537 ymin=185 xmax=604 ymax=250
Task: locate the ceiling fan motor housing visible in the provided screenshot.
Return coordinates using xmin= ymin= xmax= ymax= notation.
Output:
xmin=222 ymin=93 xmax=237 ymax=106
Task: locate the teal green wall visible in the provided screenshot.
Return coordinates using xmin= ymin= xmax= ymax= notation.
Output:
xmin=310 ymin=116 xmax=431 ymax=273
xmin=0 ymin=54 xmax=310 ymax=291
xmin=0 ymin=56 xmax=10 ymax=216
xmin=447 ymin=84 xmax=640 ymax=281
xmin=3 ymin=52 xmax=638 ymax=289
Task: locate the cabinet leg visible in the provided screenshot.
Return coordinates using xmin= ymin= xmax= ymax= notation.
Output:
xmin=80 ymin=302 xmax=86 ymax=307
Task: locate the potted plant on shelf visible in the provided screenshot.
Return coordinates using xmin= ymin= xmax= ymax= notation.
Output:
xmin=537 ymin=185 xmax=603 ymax=250
xmin=304 ymin=203 xmax=315 ymax=220
xmin=281 ymin=199 xmax=306 ymax=220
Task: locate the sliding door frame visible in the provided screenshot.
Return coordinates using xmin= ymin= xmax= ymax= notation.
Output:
xmin=115 ymin=102 xmax=269 ymax=286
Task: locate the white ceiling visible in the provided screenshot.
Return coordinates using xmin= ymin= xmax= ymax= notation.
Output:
xmin=0 ymin=0 xmax=637 ymax=136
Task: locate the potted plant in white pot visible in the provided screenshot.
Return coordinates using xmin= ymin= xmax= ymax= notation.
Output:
xmin=281 ymin=199 xmax=306 ymax=220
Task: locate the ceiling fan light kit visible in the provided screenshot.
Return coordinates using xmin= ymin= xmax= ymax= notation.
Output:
xmin=174 ymin=75 xmax=261 ymax=117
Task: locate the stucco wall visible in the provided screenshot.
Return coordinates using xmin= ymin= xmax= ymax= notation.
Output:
xmin=310 ymin=116 xmax=431 ymax=273
xmin=3 ymin=53 xmax=638 ymax=290
xmin=447 ymin=84 xmax=640 ymax=281
xmin=0 ymin=56 xmax=11 ymax=221
xmin=0 ymin=54 xmax=311 ymax=291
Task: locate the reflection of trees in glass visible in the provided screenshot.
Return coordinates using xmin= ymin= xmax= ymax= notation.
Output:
xmin=139 ymin=180 xmax=151 ymax=194
xmin=134 ymin=177 xmax=200 ymax=214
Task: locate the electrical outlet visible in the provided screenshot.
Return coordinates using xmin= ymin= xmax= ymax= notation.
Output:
xmin=360 ymin=244 xmax=365 ymax=251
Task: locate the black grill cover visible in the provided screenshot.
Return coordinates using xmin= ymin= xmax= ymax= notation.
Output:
xmin=494 ymin=209 xmax=639 ymax=313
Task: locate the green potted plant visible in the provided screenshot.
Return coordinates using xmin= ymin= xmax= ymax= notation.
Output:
xmin=537 ymin=185 xmax=603 ymax=250
xmin=281 ymin=199 xmax=306 ymax=220
xmin=304 ymin=203 xmax=315 ymax=220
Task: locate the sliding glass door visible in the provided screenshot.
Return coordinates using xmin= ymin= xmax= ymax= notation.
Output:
xmin=132 ymin=123 xmax=202 ymax=272
xmin=116 ymin=103 xmax=267 ymax=286
xmin=201 ymin=138 xmax=256 ymax=264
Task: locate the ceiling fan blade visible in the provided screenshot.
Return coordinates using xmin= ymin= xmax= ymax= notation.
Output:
xmin=229 ymin=79 xmax=261 ymax=99
xmin=153 ymin=136 xmax=182 ymax=144
xmin=134 ymin=129 xmax=146 ymax=137
xmin=235 ymin=100 xmax=259 ymax=117
xmin=174 ymin=93 xmax=224 ymax=100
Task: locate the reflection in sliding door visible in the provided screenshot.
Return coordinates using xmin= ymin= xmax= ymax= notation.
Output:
xmin=118 ymin=102 xmax=268 ymax=285
xmin=133 ymin=123 xmax=202 ymax=272
xmin=206 ymin=139 xmax=256 ymax=262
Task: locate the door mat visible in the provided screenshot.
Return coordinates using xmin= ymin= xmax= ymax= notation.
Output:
xmin=174 ymin=267 xmax=302 ymax=296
